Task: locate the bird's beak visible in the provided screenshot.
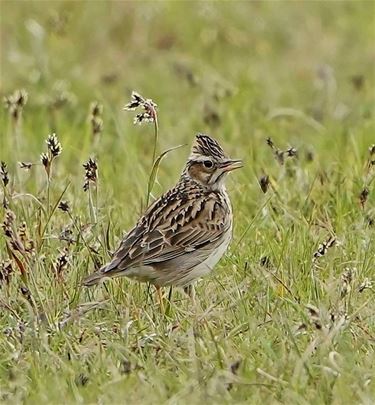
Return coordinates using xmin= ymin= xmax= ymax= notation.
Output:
xmin=219 ymin=159 xmax=243 ymax=172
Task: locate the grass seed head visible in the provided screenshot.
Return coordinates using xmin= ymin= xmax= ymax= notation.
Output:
xmin=54 ymin=248 xmax=69 ymax=277
xmin=14 ymin=89 xmax=28 ymax=107
xmin=2 ymin=210 xmax=16 ymax=238
xmin=266 ymin=137 xmax=275 ymax=149
xmin=260 ymin=255 xmax=272 ymax=268
xmin=123 ymin=91 xmax=157 ymax=125
xmin=203 ymin=104 xmax=221 ymax=127
xmin=40 ymin=152 xmax=49 ymax=167
xmin=46 ymin=133 xmax=62 ymax=158
xmin=90 ymin=101 xmax=103 ymax=117
xmin=358 ymin=278 xmax=373 ymax=293
xmin=306 ymin=304 xmax=322 ymax=330
xmin=0 ymin=260 xmax=13 ymax=286
xmin=58 ymin=200 xmax=70 ymax=213
xmin=59 ymin=226 xmax=74 ymax=244
xmin=340 ymin=267 xmax=354 ymax=298
xmin=286 ymin=147 xmax=298 ymax=158
xmin=275 ymin=150 xmax=285 ymax=165
xmin=359 ymin=187 xmax=369 ymax=208
xmin=313 ymin=235 xmax=336 ymax=262
xmin=20 ymin=286 xmax=32 ymax=304
xmin=19 ymin=162 xmax=33 ymax=170
xmin=306 ymin=151 xmax=314 ymax=162
xmin=266 ymin=137 xmax=283 ymax=164
xmin=91 ymin=116 xmax=103 ymax=136
xmin=89 ymin=102 xmax=104 ymax=137
xmin=367 ymin=144 xmax=375 ymax=169
xmin=40 ymin=152 xmax=51 ymax=176
xmin=75 ymin=373 xmax=89 ymax=386
xmin=230 ymin=359 xmax=241 ymax=375
xmin=10 ymin=238 xmax=24 ymax=254
xmin=40 ymin=133 xmax=62 ymax=178
xmin=226 ymin=359 xmax=241 ymax=391
xmin=365 ymin=215 xmax=374 ymax=227
xmin=120 ymin=360 xmax=132 ymax=375
xmin=83 ymin=157 xmax=98 ymax=191
xmin=259 ymin=175 xmax=270 ymax=193
xmin=47 ymin=82 xmax=75 ymax=110
xmin=4 ymin=89 xmax=28 ymax=120
xmin=266 ymin=138 xmax=297 ymax=165
xmin=18 ymin=221 xmax=27 ymax=240
xmin=16 ymin=221 xmax=34 ymax=254
xmin=0 ymin=161 xmax=9 ymax=187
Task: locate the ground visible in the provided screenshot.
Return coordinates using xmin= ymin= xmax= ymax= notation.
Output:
xmin=0 ymin=1 xmax=374 ymax=404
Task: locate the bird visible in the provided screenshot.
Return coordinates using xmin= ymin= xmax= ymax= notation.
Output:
xmin=83 ymin=134 xmax=242 ymax=294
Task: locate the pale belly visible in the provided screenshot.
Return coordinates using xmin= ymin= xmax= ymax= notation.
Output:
xmin=181 ymin=231 xmax=232 ymax=286
xmin=124 ymin=230 xmax=232 ymax=287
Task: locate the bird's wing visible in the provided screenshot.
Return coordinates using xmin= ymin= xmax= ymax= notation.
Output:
xmin=99 ymin=186 xmax=230 ymax=277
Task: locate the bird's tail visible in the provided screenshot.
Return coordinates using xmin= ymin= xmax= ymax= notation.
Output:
xmin=82 ymin=265 xmax=110 ymax=287
xmin=83 ymin=259 xmax=126 ymax=286
xmin=82 ymin=271 xmax=104 ymax=287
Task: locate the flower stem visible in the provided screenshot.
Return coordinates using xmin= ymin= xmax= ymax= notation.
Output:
xmin=151 ymin=114 xmax=159 ymax=167
xmin=47 ymin=176 xmax=50 ymax=217
xmin=146 ymin=112 xmax=159 ymax=207
xmin=45 ymin=166 xmax=51 ymax=244
xmin=88 ymin=186 xmax=97 ymax=224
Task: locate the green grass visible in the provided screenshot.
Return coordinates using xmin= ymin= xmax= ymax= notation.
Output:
xmin=1 ymin=1 xmax=375 ymax=404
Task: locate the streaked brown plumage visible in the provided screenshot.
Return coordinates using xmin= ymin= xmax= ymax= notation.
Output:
xmin=83 ymin=134 xmax=242 ymax=288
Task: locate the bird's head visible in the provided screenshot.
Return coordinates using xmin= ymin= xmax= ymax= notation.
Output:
xmin=183 ymin=134 xmax=243 ymax=190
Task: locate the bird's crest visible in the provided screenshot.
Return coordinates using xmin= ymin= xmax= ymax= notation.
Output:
xmin=190 ymin=134 xmax=227 ymax=160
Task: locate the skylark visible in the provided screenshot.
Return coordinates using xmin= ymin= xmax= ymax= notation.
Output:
xmin=83 ymin=134 xmax=242 ymax=289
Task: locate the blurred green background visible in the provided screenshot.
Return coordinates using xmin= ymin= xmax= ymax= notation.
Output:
xmin=1 ymin=2 xmax=375 ymax=403
xmin=1 ymin=0 xmax=374 ymax=217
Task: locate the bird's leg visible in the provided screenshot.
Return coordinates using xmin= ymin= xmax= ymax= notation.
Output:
xmin=164 ymin=286 xmax=173 ymax=316
xmin=155 ymin=285 xmax=165 ymax=313
xmin=168 ymin=286 xmax=173 ymax=303
xmin=184 ymin=284 xmax=196 ymax=306
xmin=146 ymin=283 xmax=152 ymax=305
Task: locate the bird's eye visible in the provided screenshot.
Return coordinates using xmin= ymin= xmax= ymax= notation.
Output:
xmin=203 ymin=160 xmax=213 ymax=168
